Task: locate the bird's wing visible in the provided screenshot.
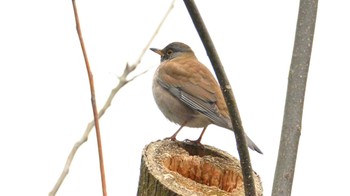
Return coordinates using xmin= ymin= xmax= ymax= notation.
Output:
xmin=156 ymin=59 xmax=230 ymax=128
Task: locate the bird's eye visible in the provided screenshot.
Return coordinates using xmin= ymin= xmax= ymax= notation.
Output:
xmin=166 ymin=49 xmax=173 ymax=55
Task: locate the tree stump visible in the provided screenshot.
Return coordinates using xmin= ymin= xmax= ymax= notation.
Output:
xmin=137 ymin=140 xmax=262 ymax=196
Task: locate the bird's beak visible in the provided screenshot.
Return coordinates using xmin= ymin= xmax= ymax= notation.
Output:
xmin=150 ymin=48 xmax=164 ymax=56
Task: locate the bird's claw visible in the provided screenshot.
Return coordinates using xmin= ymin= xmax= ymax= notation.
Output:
xmin=184 ymin=139 xmax=204 ymax=148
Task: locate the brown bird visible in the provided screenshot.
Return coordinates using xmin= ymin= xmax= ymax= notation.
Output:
xmin=151 ymin=42 xmax=262 ymax=154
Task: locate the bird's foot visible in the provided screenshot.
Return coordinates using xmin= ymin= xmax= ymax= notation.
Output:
xmin=164 ymin=135 xmax=178 ymax=141
xmin=184 ymin=139 xmax=204 ymax=148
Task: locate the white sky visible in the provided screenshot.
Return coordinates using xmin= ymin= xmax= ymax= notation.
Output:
xmin=1 ymin=0 xmax=349 ymax=195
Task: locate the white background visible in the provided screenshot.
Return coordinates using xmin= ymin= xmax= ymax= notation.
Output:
xmin=1 ymin=0 xmax=349 ymax=195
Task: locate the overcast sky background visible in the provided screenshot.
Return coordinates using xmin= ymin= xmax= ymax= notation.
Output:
xmin=1 ymin=0 xmax=349 ymax=195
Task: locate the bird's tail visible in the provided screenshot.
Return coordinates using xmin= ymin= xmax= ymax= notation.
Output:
xmin=221 ymin=117 xmax=262 ymax=154
xmin=245 ymin=133 xmax=263 ymax=154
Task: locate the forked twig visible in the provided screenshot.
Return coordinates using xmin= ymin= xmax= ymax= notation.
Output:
xmin=48 ymin=0 xmax=175 ymax=195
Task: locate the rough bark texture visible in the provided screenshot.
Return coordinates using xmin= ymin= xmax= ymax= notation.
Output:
xmin=137 ymin=140 xmax=262 ymax=196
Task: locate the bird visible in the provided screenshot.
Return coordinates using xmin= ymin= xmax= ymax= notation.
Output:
xmin=150 ymin=42 xmax=262 ymax=154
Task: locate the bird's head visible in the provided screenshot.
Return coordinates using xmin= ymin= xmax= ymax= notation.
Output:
xmin=150 ymin=42 xmax=194 ymax=62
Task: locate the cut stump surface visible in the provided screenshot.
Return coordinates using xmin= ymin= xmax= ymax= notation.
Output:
xmin=137 ymin=140 xmax=262 ymax=196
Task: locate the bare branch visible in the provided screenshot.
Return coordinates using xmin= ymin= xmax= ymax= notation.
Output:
xmin=272 ymin=0 xmax=318 ymax=195
xmin=71 ymin=0 xmax=107 ymax=195
xmin=183 ymin=0 xmax=260 ymax=195
xmin=48 ymin=0 xmax=176 ymax=195
xmin=130 ymin=0 xmax=175 ymax=70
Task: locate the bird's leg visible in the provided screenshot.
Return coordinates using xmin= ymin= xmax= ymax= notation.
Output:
xmin=165 ymin=121 xmax=188 ymax=141
xmin=184 ymin=126 xmax=208 ymax=146
xmin=195 ymin=126 xmax=208 ymax=143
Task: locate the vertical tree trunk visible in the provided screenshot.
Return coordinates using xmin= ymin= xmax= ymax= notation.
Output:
xmin=272 ymin=0 xmax=318 ymax=195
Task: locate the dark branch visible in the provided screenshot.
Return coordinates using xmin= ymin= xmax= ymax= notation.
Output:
xmin=183 ymin=0 xmax=257 ymax=195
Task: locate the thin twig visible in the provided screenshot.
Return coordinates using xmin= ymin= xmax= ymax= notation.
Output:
xmin=182 ymin=0 xmax=256 ymax=195
xmin=73 ymin=0 xmax=107 ymax=195
xmin=272 ymin=0 xmax=318 ymax=195
xmin=48 ymin=1 xmax=176 ymax=195
xmin=131 ymin=0 xmax=175 ymax=70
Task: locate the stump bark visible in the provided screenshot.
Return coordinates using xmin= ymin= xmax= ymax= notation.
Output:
xmin=137 ymin=140 xmax=262 ymax=196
